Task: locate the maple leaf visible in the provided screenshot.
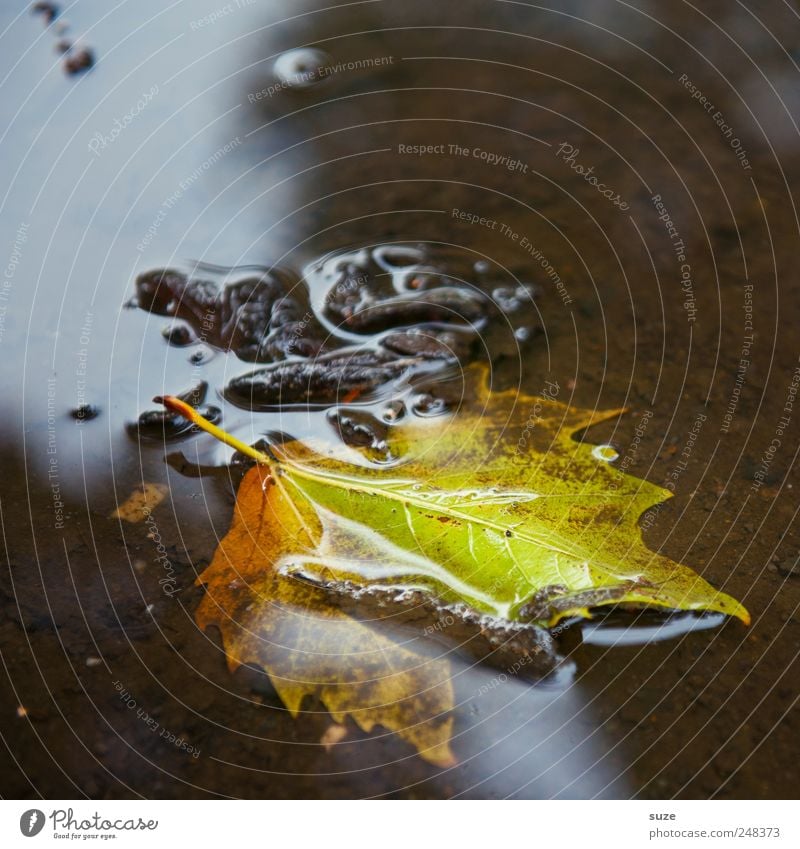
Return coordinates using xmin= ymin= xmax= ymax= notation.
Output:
xmin=196 ymin=463 xmax=457 ymax=766
xmin=158 ymin=365 xmax=748 ymax=763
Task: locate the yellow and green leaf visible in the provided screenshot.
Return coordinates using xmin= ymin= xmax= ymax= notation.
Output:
xmin=159 ymin=365 xmax=748 ymax=764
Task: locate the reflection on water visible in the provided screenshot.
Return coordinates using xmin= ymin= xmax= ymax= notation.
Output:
xmin=326 ymin=655 xmax=630 ymax=799
xmin=581 ymin=612 xmax=727 ymax=648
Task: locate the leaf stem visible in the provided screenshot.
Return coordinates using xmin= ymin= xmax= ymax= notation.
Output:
xmin=155 ymin=395 xmax=273 ymax=466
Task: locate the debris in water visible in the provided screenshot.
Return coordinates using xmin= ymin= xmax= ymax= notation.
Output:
xmin=161 ymin=323 xmax=197 ymax=347
xmin=380 ymin=326 xmax=474 ymax=360
xmin=71 ymin=403 xmax=99 ymax=423
xmin=135 ymin=266 xmax=324 ymax=362
xmin=320 ymin=724 xmax=349 ymax=751
xmin=226 ymin=350 xmax=417 ymax=409
xmin=128 ymin=381 xmax=220 ymax=441
xmin=64 ymin=47 xmax=94 ymax=75
xmin=111 ymin=483 xmax=168 ymax=523
xmin=31 ymin=2 xmax=59 ymax=24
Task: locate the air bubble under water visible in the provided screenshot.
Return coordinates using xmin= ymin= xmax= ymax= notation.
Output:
xmin=273 ymin=48 xmax=331 ymax=90
xmin=592 ymin=444 xmax=619 ymax=462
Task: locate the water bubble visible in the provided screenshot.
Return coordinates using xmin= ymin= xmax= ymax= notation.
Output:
xmin=274 ymin=48 xmax=330 ymax=90
xmin=493 ymin=284 xmax=537 ymax=314
xmin=514 ymin=326 xmax=532 ymax=342
xmin=373 ymin=245 xmax=424 ymax=269
xmin=71 ymin=404 xmax=99 ymax=422
xmin=411 ymin=393 xmax=447 ymax=417
xmin=382 ymin=400 xmax=405 ymax=422
xmin=473 ymin=259 xmax=491 ymax=274
xmin=592 ymin=444 xmax=619 ymax=462
xmin=492 ymin=286 xmax=522 ymax=313
xmin=188 ymin=346 xmax=214 ymax=365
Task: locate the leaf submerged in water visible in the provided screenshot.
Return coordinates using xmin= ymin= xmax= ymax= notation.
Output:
xmin=159 ymin=366 xmax=748 ymax=763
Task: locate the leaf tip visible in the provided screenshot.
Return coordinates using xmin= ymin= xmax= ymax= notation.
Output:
xmin=714 ymin=592 xmax=750 ymax=626
xmin=423 ymin=742 xmax=458 ymax=768
xmin=156 ymin=394 xmax=195 ymax=420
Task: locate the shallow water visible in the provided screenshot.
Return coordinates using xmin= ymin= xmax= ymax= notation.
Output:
xmin=1 ymin=0 xmax=799 ymax=799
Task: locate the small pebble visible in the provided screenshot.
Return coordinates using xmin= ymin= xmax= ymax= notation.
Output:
xmin=71 ymin=403 xmax=99 ymax=422
xmin=64 ymin=47 xmax=94 ymax=75
xmin=31 ymin=2 xmax=59 ymax=24
xmin=320 ymin=724 xmax=348 ymax=751
xmin=775 ymin=557 xmax=800 ymax=577
xmin=411 ymin=393 xmax=447 ymax=417
xmin=161 ymin=323 xmax=196 ymax=347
